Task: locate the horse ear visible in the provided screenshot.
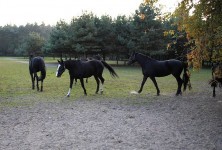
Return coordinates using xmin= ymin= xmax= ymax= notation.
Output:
xmin=58 ymin=60 xmax=61 ymax=64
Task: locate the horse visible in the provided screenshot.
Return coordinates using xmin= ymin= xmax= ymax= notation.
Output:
xmin=56 ymin=59 xmax=118 ymax=97
xmin=128 ymin=52 xmax=191 ymax=96
xmin=209 ymin=63 xmax=222 ymax=97
xmin=29 ymin=55 xmax=46 ymax=91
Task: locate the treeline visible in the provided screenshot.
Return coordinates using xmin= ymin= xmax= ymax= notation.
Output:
xmin=0 ymin=3 xmax=180 ymax=59
xmin=0 ymin=23 xmax=52 ymax=56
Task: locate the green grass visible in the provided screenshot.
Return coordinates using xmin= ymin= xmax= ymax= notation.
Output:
xmin=0 ymin=57 xmax=212 ymax=108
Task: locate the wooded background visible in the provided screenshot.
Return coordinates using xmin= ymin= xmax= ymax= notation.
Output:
xmin=0 ymin=0 xmax=221 ymax=69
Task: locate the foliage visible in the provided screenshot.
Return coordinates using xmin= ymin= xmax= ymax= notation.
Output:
xmin=45 ymin=3 xmax=169 ymax=59
xmin=46 ymin=20 xmax=70 ymax=56
xmin=0 ymin=3 xmax=173 ymax=59
xmin=131 ymin=3 xmax=165 ymax=55
xmin=0 ymin=23 xmax=52 ymax=56
xmin=23 ymin=32 xmax=45 ymax=55
xmin=70 ymin=12 xmax=98 ymax=56
xmin=172 ymin=0 xmax=222 ymax=69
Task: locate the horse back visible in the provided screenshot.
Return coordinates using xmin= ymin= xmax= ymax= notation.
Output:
xmin=69 ymin=60 xmax=104 ymax=78
xmin=29 ymin=57 xmax=45 ymax=72
xmin=143 ymin=59 xmax=183 ymax=77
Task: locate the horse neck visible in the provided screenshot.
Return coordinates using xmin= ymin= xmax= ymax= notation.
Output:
xmin=135 ymin=54 xmax=153 ymax=67
xmin=64 ymin=60 xmax=73 ymax=70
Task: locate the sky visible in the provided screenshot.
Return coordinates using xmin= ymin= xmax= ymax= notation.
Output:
xmin=0 ymin=0 xmax=180 ymax=26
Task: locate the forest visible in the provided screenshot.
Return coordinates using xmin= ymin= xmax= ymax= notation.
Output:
xmin=0 ymin=0 xmax=222 ymax=68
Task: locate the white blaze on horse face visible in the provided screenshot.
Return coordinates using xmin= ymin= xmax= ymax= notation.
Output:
xmin=56 ymin=64 xmax=61 ymax=77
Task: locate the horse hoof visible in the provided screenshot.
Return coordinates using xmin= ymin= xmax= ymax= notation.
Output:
xmin=130 ymin=91 xmax=138 ymax=94
xmin=66 ymin=95 xmax=70 ymax=97
xmin=100 ymin=91 xmax=103 ymax=94
xmin=176 ymin=92 xmax=182 ymax=96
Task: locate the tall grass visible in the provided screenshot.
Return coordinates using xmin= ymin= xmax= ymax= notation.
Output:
xmin=0 ymin=58 xmax=212 ymax=108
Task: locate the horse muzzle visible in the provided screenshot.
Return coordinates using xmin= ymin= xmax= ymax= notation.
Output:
xmin=127 ymin=61 xmax=133 ymax=65
xmin=56 ymin=72 xmax=61 ymax=78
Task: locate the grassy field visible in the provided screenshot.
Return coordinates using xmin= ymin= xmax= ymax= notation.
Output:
xmin=0 ymin=57 xmax=212 ymax=108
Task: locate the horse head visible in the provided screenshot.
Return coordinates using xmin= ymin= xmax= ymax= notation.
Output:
xmin=127 ymin=51 xmax=137 ymax=65
xmin=56 ymin=59 xmax=66 ymax=77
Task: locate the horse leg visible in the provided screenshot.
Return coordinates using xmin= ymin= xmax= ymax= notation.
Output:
xmin=74 ymin=78 xmax=77 ymax=85
xmin=188 ymin=78 xmax=192 ymax=90
xmin=138 ymin=76 xmax=148 ymax=93
xmin=150 ymin=77 xmax=160 ymax=96
xmin=67 ymin=77 xmax=74 ymax=97
xmin=34 ymin=72 xmax=39 ymax=91
xmin=175 ymin=76 xmax=183 ymax=96
xmin=80 ymin=78 xmax=87 ymax=95
xmin=30 ymin=73 xmax=35 ymax=90
xmin=94 ymin=76 xmax=100 ymax=94
xmin=213 ymin=86 xmax=216 ymax=97
xmin=98 ymin=75 xmax=105 ymax=94
xmin=40 ymin=80 xmax=43 ymax=92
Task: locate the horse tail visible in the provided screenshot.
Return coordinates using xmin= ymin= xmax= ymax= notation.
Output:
xmin=182 ymin=62 xmax=191 ymax=91
xmin=101 ymin=61 xmax=118 ymax=78
xmin=39 ymin=58 xmax=46 ymax=81
xmin=39 ymin=68 xmax=46 ymax=81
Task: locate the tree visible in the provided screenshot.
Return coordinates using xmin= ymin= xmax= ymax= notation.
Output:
xmin=173 ymin=0 xmax=222 ymax=69
xmin=132 ymin=3 xmax=165 ymax=55
xmin=94 ymin=15 xmax=114 ymax=59
xmin=23 ymin=32 xmax=45 ymax=56
xmin=47 ymin=20 xmax=70 ymax=57
xmin=113 ymin=15 xmax=132 ymax=60
xmin=70 ymin=12 xmax=98 ymax=57
xmin=0 ymin=23 xmax=52 ymax=56
xmin=0 ymin=25 xmax=19 ymax=56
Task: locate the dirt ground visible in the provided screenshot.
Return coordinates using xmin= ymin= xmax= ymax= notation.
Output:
xmin=0 ymin=86 xmax=222 ymax=150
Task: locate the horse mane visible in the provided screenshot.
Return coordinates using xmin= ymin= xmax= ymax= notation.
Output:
xmin=136 ymin=53 xmax=155 ymax=61
xmin=63 ymin=59 xmax=78 ymax=69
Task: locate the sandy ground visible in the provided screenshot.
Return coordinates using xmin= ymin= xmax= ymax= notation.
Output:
xmin=0 ymin=87 xmax=222 ymax=150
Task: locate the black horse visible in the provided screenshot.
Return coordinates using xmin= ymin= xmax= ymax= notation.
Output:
xmin=29 ymin=55 xmax=46 ymax=91
xmin=209 ymin=63 xmax=222 ymax=97
xmin=56 ymin=59 xmax=118 ymax=97
xmin=128 ymin=52 xmax=190 ymax=96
